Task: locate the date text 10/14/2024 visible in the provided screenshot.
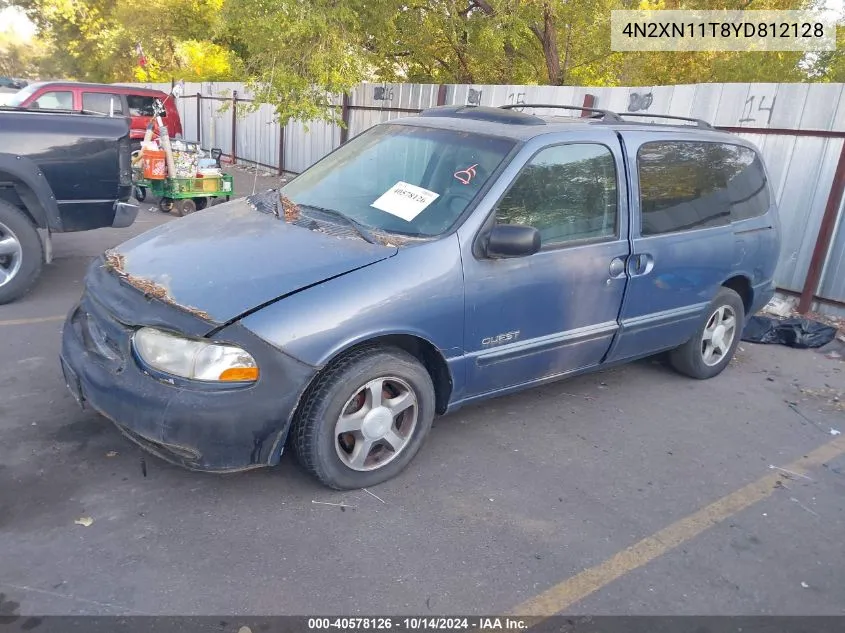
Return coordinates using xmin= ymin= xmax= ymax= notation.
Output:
xmin=307 ymin=617 xmax=530 ymax=631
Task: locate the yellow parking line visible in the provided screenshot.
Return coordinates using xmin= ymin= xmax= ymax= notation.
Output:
xmin=0 ymin=315 xmax=65 ymax=327
xmin=510 ymin=436 xmax=845 ymax=617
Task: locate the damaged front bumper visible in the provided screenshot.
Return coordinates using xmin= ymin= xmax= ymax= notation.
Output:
xmin=59 ymin=258 xmax=318 ymax=472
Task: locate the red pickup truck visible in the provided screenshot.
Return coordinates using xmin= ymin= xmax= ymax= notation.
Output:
xmin=6 ymin=81 xmax=183 ymax=147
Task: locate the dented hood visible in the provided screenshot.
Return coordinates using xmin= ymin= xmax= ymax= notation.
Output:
xmin=109 ymin=198 xmax=397 ymax=324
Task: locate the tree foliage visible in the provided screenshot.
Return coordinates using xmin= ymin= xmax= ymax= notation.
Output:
xmin=13 ymin=0 xmax=240 ymax=81
xmin=0 ymin=30 xmax=45 ymax=78
xmin=9 ymin=0 xmax=841 ymax=123
xmin=221 ymin=0 xmax=376 ymax=124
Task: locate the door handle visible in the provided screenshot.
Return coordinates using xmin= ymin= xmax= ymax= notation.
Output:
xmin=627 ymin=253 xmax=655 ymax=277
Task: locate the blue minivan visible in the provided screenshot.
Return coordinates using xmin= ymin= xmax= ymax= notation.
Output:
xmin=60 ymin=104 xmax=781 ymax=489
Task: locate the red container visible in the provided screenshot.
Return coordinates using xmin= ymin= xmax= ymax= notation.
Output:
xmin=142 ymin=149 xmax=167 ymax=180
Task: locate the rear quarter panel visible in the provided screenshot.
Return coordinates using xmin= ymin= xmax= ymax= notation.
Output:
xmin=731 ymin=146 xmax=782 ymax=315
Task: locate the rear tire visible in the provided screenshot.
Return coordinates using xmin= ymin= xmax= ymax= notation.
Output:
xmin=290 ymin=346 xmax=436 ymax=490
xmin=668 ymin=287 xmax=745 ymax=380
xmin=0 ymin=200 xmax=43 ymax=305
xmin=158 ymin=197 xmax=174 ymax=213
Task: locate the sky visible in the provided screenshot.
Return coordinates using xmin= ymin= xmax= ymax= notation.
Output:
xmin=827 ymin=0 xmax=845 ymax=16
xmin=0 ymin=6 xmax=37 ymax=40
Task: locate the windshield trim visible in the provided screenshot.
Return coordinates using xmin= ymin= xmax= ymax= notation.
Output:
xmin=279 ymin=121 xmax=525 ymax=240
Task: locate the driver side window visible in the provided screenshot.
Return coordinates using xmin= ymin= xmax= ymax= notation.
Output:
xmin=495 ymin=143 xmax=618 ymax=248
xmin=32 ymin=91 xmax=73 ymax=110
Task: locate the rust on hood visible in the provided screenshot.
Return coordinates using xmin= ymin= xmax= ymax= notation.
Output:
xmin=102 ymin=249 xmax=213 ymax=322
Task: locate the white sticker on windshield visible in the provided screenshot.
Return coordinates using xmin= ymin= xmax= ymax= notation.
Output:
xmin=371 ymin=181 xmax=439 ymax=222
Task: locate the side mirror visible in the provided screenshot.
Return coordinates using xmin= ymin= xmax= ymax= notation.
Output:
xmin=485 ymin=224 xmax=541 ymax=258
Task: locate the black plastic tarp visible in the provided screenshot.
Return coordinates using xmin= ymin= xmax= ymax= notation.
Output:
xmin=741 ymin=316 xmax=837 ymax=349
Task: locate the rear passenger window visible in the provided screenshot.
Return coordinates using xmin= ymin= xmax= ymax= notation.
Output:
xmin=725 ymin=147 xmax=771 ymax=222
xmin=82 ymin=92 xmax=124 ymax=115
xmin=127 ymin=95 xmax=157 ymax=116
xmin=495 ymin=143 xmax=618 ymax=247
xmin=32 ymin=91 xmax=73 ymax=110
xmin=637 ymin=141 xmax=770 ymax=236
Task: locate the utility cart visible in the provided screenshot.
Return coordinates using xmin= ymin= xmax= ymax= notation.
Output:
xmin=132 ymin=148 xmax=233 ymax=216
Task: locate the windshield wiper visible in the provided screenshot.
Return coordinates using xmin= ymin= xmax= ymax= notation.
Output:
xmin=297 ymin=204 xmax=379 ymax=245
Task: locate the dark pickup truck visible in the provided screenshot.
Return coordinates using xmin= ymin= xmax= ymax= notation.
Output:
xmin=0 ymin=108 xmax=137 ymax=303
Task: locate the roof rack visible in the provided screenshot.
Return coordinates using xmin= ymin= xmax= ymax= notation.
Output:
xmin=617 ymin=112 xmax=714 ymax=129
xmin=419 ymin=104 xmax=546 ymax=126
xmin=500 ymin=103 xmax=623 ymax=122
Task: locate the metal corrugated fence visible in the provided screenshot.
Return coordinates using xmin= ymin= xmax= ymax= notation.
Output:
xmin=121 ymin=81 xmax=845 ymax=315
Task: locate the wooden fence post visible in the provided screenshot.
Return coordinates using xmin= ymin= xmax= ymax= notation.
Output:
xmin=278 ymin=124 xmax=286 ymax=176
xmin=340 ymin=93 xmax=351 ymax=144
xmin=196 ymin=93 xmax=202 ymax=147
xmin=231 ymin=90 xmax=238 ymax=165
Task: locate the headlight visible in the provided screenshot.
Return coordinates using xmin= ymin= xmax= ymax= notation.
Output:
xmin=132 ymin=327 xmax=259 ymax=382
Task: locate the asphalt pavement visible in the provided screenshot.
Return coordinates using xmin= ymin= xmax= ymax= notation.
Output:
xmin=1 ymin=168 xmax=844 ymax=617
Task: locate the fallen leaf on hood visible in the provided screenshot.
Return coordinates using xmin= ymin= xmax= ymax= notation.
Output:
xmin=279 ymin=194 xmax=300 ymax=222
xmin=74 ymin=517 xmax=94 ymax=527
xmin=103 ymin=250 xmax=125 ymax=274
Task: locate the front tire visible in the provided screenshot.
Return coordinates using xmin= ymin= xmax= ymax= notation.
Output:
xmin=0 ymin=201 xmax=43 ymax=305
xmin=290 ymin=346 xmax=436 ymax=490
xmin=668 ymin=287 xmax=745 ymax=380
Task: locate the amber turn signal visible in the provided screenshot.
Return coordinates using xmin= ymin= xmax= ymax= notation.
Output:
xmin=219 ymin=367 xmax=260 ymax=382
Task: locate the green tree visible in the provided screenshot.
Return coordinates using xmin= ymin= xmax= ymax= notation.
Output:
xmin=11 ymin=0 xmax=837 ymax=124
xmin=221 ymin=0 xmax=379 ymax=124
xmin=0 ymin=30 xmax=46 ymax=78
xmin=14 ymin=0 xmax=133 ymax=81
xmin=13 ymin=0 xmax=240 ymax=81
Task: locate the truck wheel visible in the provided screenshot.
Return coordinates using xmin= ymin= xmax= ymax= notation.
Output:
xmin=0 ymin=201 xmax=43 ymax=305
xmin=158 ymin=197 xmax=174 ymax=213
xmin=195 ymin=197 xmax=208 ymax=211
xmin=134 ymin=186 xmax=147 ymax=202
xmin=668 ymin=287 xmax=745 ymax=380
xmin=290 ymin=346 xmax=436 ymax=490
